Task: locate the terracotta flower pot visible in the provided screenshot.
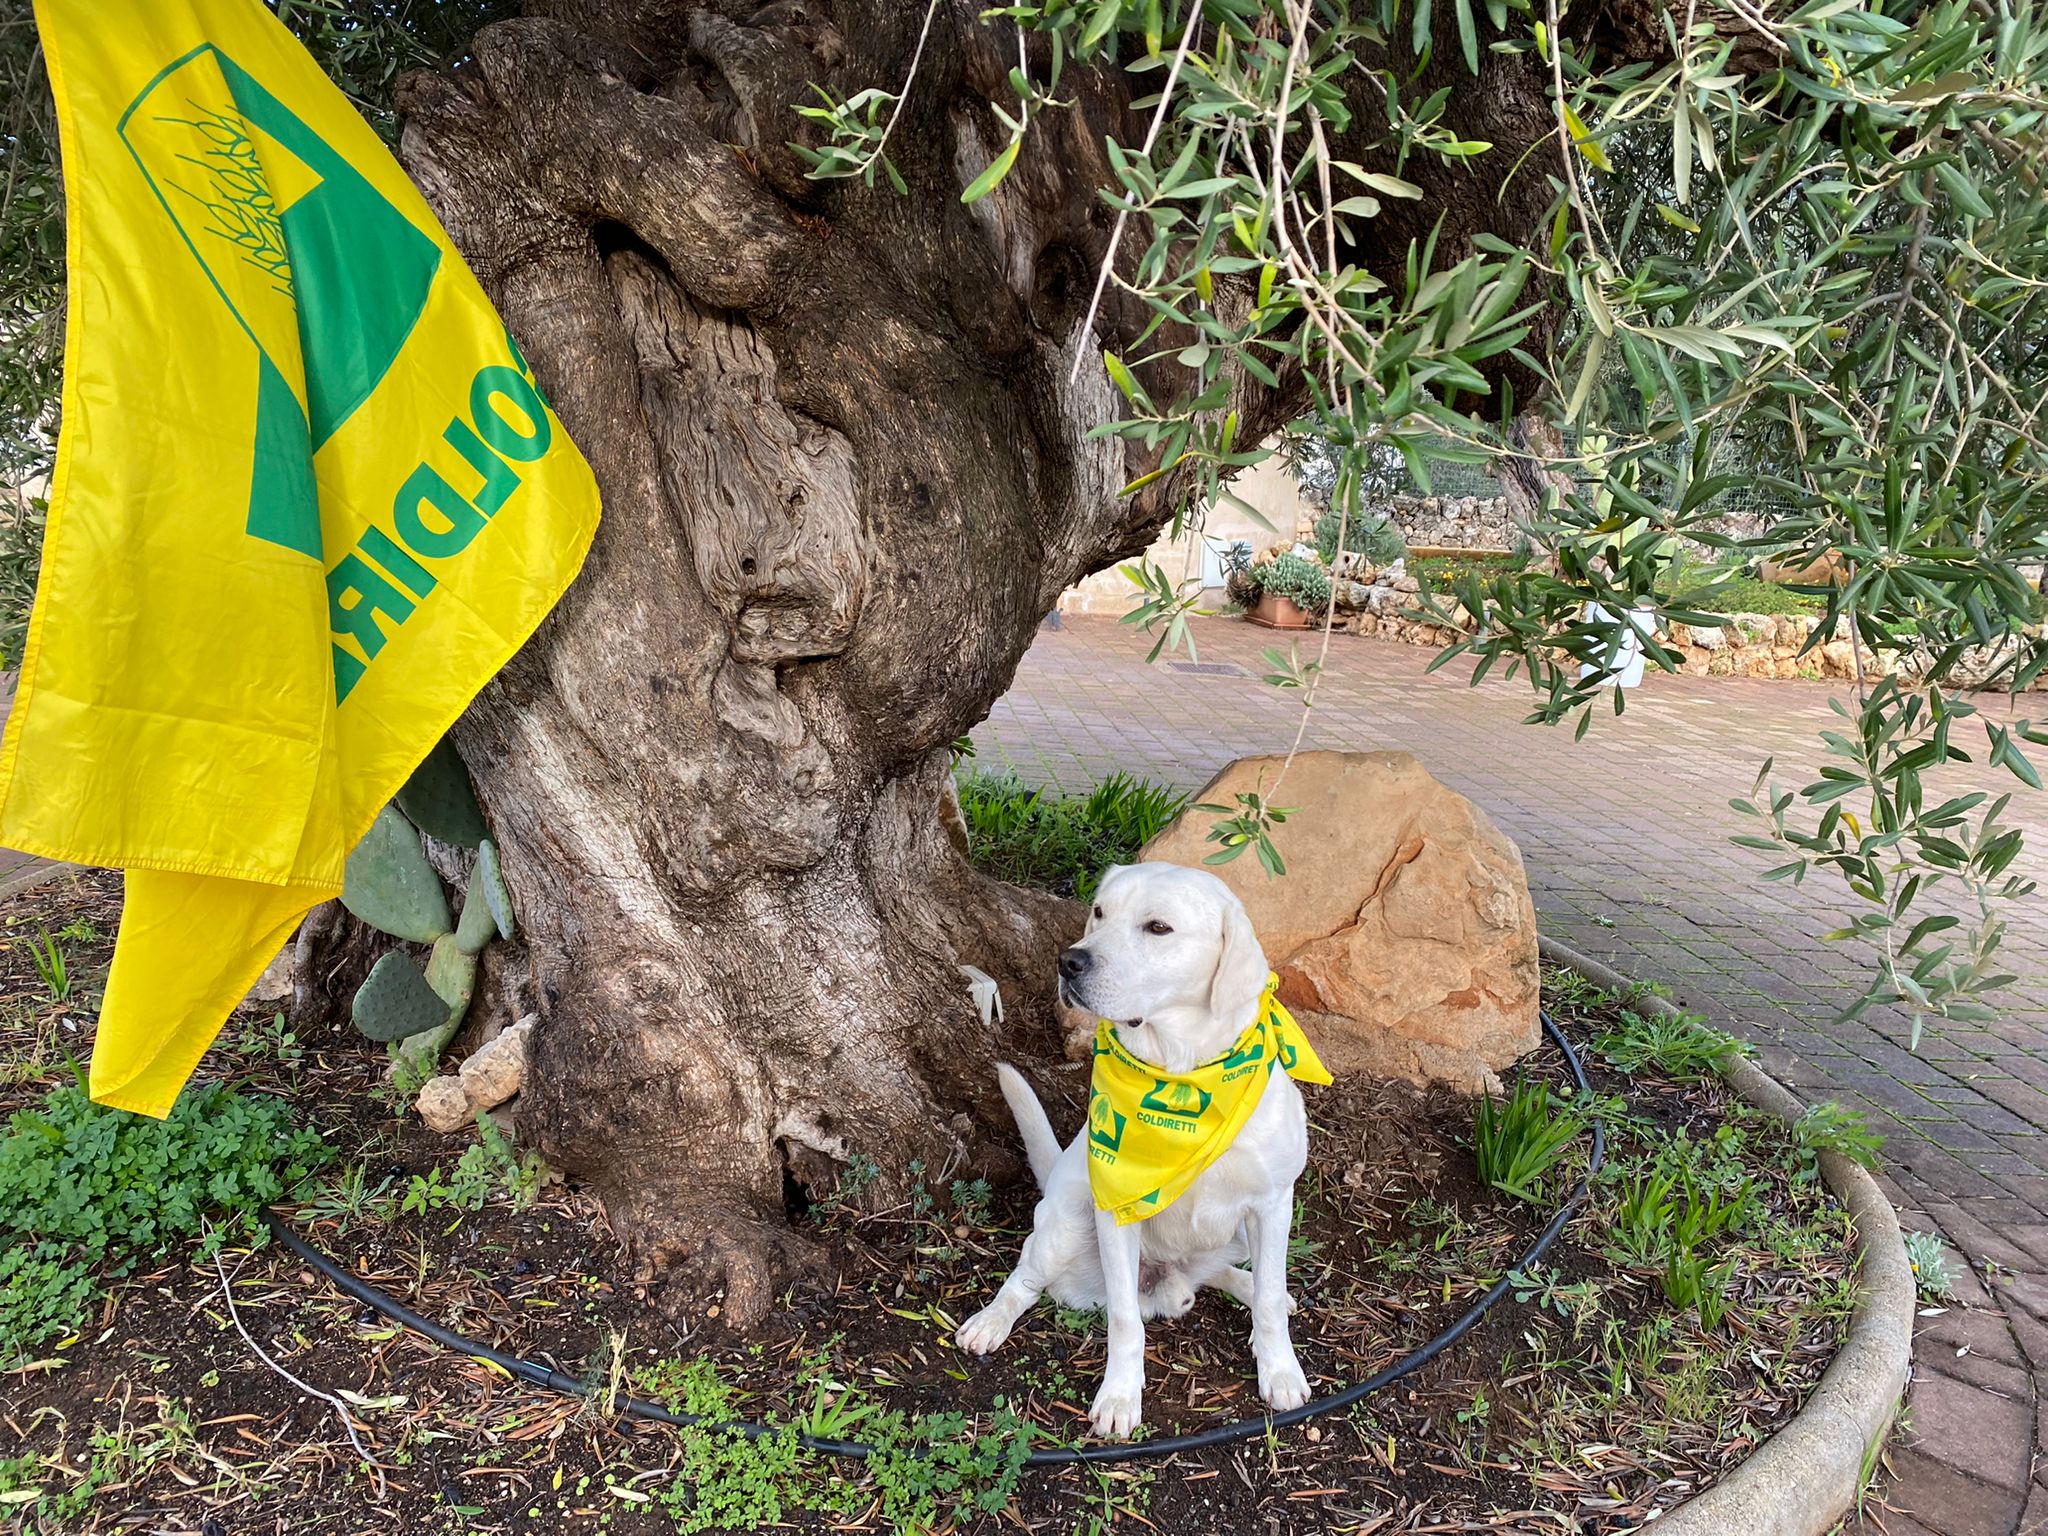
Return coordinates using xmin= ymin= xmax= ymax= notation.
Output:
xmin=1248 ymin=590 xmax=1313 ymax=629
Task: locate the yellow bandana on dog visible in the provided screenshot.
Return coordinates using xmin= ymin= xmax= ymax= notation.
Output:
xmin=1087 ymin=974 xmax=1332 ymax=1225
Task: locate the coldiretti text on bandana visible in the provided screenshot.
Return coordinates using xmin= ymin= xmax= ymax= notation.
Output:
xmin=0 ymin=0 xmax=600 ymax=1116
xmin=1087 ymin=974 xmax=1332 ymax=1225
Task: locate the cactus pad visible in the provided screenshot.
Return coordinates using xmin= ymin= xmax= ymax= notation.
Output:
xmin=389 ymin=936 xmax=477 ymax=1075
xmin=395 ymin=738 xmax=489 ymax=849
xmin=454 ymin=861 xmax=499 ymax=955
xmin=423 ymin=932 xmax=477 ymax=1018
xmin=351 ymin=952 xmax=450 ymax=1042
xmin=343 ymin=806 xmax=452 ymax=942
xmin=476 ymin=839 xmax=516 ymax=941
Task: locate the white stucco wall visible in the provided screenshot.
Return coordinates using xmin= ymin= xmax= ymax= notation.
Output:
xmin=1058 ymin=452 xmax=1315 ymax=617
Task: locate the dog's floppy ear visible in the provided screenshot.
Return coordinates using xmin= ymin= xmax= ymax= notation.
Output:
xmin=1207 ymin=891 xmax=1269 ymax=1027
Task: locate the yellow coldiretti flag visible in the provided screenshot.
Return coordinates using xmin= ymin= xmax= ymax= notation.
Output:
xmin=0 ymin=0 xmax=600 ymax=1115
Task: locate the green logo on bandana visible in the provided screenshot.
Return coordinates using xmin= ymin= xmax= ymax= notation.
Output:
xmin=1088 ymin=1090 xmax=1127 ymax=1152
xmin=1139 ymin=1079 xmax=1212 ymax=1121
xmin=1220 ymin=1037 xmax=1265 ymax=1072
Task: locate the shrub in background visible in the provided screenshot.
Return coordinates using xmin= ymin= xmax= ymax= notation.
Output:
xmin=1314 ymin=508 xmax=1406 ymax=567
xmin=954 ymin=770 xmax=1186 ymax=901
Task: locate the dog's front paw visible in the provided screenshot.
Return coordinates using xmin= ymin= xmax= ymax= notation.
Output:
xmin=1258 ymin=1351 xmax=1311 ymax=1412
xmin=955 ymin=1305 xmax=1014 ymax=1356
xmin=1089 ymin=1378 xmax=1144 ymax=1440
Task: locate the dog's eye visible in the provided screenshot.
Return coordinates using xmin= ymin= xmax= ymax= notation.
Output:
xmin=1093 ymin=905 xmax=1103 ymax=920
xmin=1143 ymin=920 xmax=1173 ymax=936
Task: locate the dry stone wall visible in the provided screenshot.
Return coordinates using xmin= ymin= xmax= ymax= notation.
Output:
xmin=1331 ymin=584 xmax=2038 ymax=688
xmin=1375 ymin=493 xmax=1517 ymax=551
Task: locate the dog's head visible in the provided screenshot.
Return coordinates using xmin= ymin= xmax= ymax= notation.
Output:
xmin=1058 ymin=862 xmax=1268 ymax=1065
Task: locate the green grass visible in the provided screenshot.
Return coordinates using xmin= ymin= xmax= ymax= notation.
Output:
xmin=1686 ymin=571 xmax=1825 ymax=617
xmin=1410 ymin=551 xmax=1517 ymax=591
xmin=954 ymin=770 xmax=1188 ymax=901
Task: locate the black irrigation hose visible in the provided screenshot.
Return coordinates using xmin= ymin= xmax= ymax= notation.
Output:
xmin=264 ymin=1008 xmax=1603 ymax=1469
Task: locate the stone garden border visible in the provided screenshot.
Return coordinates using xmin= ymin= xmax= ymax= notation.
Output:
xmin=1330 ymin=591 xmax=1885 ymax=683
xmin=1540 ymin=937 xmax=1916 ymax=1536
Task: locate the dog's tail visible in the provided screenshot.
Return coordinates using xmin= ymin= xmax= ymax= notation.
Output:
xmin=996 ymin=1063 xmax=1061 ymax=1189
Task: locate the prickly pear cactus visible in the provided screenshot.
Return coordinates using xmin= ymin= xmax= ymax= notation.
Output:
xmin=396 ymin=738 xmax=489 ymax=849
xmin=352 ymin=951 xmax=451 ymax=1042
xmin=342 ymin=806 xmax=452 ymax=942
xmin=343 ymin=738 xmax=519 ymax=1085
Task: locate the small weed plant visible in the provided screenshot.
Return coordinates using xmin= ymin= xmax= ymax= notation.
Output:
xmin=0 ymin=1073 xmax=330 ymax=1361
xmin=949 ymin=1177 xmax=993 ymax=1227
xmin=401 ymin=1115 xmax=548 ymax=1216
xmin=1507 ymin=1262 xmax=1603 ymax=1326
xmin=1904 ymin=1230 xmax=1956 ymax=1301
xmin=813 ymin=1152 xmax=881 ymax=1216
xmin=1604 ymin=1136 xmax=1754 ymax=1328
xmin=24 ymin=925 xmax=68 ymax=1002
xmin=639 ymin=1358 xmax=1033 ymax=1534
xmin=1661 ymin=1250 xmax=1739 ymax=1330
xmin=860 ymin=1406 xmax=1034 ymax=1532
xmin=1788 ymin=1102 xmax=1885 ymax=1179
xmin=1473 ymin=1076 xmax=1584 ymax=1203
xmin=632 ymin=1356 xmax=733 ymax=1418
xmin=1052 ymin=1304 xmax=1102 ymax=1336
xmin=232 ymin=1012 xmax=303 ymax=1065
xmin=793 ymin=1373 xmax=879 ymax=1441
xmin=1590 ymin=1008 xmax=1749 ymax=1077
xmin=297 ymin=1161 xmax=397 ymax=1228
xmin=1609 ymin=1156 xmax=1751 ymax=1265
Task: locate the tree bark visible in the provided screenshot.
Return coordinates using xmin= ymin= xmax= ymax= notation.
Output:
xmin=392 ymin=0 xmax=1574 ymax=1322
xmin=1496 ymin=410 xmax=1574 ymax=549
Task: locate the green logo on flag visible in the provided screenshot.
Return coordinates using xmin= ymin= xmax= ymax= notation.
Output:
xmin=118 ymin=43 xmax=441 ymax=559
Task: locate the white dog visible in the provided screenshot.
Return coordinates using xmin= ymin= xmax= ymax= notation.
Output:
xmin=954 ymin=861 xmax=1317 ymax=1439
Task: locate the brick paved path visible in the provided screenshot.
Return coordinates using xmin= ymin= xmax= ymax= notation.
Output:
xmin=974 ymin=614 xmax=2048 ymax=1533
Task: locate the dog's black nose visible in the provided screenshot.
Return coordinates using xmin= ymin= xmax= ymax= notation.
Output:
xmin=1058 ymin=946 xmax=1093 ymax=980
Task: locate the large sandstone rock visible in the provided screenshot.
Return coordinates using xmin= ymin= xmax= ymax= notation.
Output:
xmin=1141 ymin=751 xmax=1539 ymax=1092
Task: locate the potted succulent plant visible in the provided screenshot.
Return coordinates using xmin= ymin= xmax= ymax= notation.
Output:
xmin=1246 ymin=550 xmax=1333 ymax=629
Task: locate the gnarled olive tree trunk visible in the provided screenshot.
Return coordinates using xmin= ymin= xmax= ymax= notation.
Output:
xmin=390 ymin=0 xmax=1567 ymax=1322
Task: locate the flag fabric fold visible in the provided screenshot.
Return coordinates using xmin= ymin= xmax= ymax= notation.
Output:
xmin=2 ymin=0 xmax=601 ymax=1115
